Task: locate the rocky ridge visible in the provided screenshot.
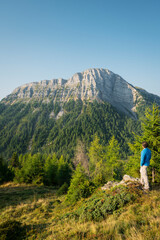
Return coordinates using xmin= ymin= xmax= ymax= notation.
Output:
xmin=1 ymin=68 xmax=152 ymax=116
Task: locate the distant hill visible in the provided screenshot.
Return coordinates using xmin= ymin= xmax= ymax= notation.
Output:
xmin=0 ymin=68 xmax=160 ymax=158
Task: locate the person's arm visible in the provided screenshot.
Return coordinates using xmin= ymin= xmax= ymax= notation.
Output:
xmin=141 ymin=150 xmax=145 ymax=166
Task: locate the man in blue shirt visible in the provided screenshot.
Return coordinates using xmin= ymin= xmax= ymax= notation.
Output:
xmin=140 ymin=141 xmax=151 ymax=190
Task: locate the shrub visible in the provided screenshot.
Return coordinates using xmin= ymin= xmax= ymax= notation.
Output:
xmin=66 ymin=164 xmax=95 ymax=203
xmin=76 ymin=185 xmax=141 ymax=222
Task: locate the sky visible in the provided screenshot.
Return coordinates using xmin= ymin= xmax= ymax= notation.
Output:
xmin=0 ymin=0 xmax=160 ymax=100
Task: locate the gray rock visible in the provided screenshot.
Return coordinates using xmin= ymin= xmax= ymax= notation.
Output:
xmin=122 ymin=174 xmax=140 ymax=183
xmin=101 ymin=175 xmax=141 ymax=190
xmin=3 ymin=68 xmax=144 ymax=117
xmin=101 ymin=181 xmax=119 ymax=190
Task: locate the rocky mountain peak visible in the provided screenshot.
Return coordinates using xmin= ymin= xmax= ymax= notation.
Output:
xmin=2 ymin=68 xmax=146 ymax=116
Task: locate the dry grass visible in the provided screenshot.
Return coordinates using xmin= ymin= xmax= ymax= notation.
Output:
xmin=0 ymin=183 xmax=160 ymax=240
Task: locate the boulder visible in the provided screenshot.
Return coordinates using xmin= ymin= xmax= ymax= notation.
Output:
xmin=101 ymin=181 xmax=119 ymax=190
xmin=101 ymin=175 xmax=141 ymax=190
xmin=122 ymin=175 xmax=140 ymax=183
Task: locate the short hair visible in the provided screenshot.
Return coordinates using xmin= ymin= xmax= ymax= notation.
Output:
xmin=142 ymin=141 xmax=148 ymax=148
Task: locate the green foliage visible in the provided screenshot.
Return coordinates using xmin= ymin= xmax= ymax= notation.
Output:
xmin=66 ymin=164 xmax=95 ymax=203
xmin=14 ymin=153 xmax=44 ymax=184
xmin=125 ymin=140 xmax=142 ymax=178
xmin=43 ymin=153 xmax=58 ymax=185
xmin=76 ymin=185 xmax=141 ymax=222
xmin=126 ymin=104 xmax=160 ymax=181
xmin=13 ymin=153 xmax=72 ymax=186
xmin=142 ymin=105 xmax=160 ymax=169
xmin=88 ymin=135 xmax=105 ymax=186
xmin=0 ymin=157 xmax=13 ymax=184
xmin=105 ymin=136 xmax=122 ymax=180
xmin=9 ymin=152 xmax=19 ymax=168
xmin=0 ymin=100 xmax=141 ymax=159
xmin=88 ymin=135 xmax=124 ymax=186
xmin=54 ymin=102 xmax=61 ymax=115
xmin=56 ymin=182 xmax=69 ymax=196
xmin=56 ymin=155 xmax=72 ymax=186
xmin=1 ymin=182 xmax=160 ymax=240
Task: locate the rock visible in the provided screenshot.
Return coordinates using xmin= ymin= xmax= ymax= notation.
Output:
xmin=101 ymin=181 xmax=119 ymax=190
xmin=122 ymin=175 xmax=140 ymax=183
xmin=101 ymin=175 xmax=141 ymax=190
xmin=3 ymin=68 xmax=143 ymax=117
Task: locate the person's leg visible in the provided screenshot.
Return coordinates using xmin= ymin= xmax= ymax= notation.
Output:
xmin=140 ymin=167 xmax=144 ymax=186
xmin=142 ymin=166 xmax=149 ymax=190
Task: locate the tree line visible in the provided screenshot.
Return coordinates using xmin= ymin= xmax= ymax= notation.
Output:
xmin=0 ymin=104 xmax=160 ymax=203
xmin=0 ymin=100 xmax=141 ymax=159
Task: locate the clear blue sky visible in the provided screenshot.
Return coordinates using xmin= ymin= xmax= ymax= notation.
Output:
xmin=0 ymin=0 xmax=160 ymax=100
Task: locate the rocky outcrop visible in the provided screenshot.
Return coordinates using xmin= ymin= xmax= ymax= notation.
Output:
xmin=2 ymin=68 xmax=150 ymax=116
xmin=101 ymin=175 xmax=141 ymax=190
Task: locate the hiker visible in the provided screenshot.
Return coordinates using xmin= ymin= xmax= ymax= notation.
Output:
xmin=140 ymin=141 xmax=151 ymax=190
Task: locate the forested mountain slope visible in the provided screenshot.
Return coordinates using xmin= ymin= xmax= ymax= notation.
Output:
xmin=0 ymin=68 xmax=160 ymax=158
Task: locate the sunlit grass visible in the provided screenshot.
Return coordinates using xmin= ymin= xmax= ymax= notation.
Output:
xmin=0 ymin=182 xmax=160 ymax=240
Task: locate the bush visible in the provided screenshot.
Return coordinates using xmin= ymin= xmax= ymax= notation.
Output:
xmin=66 ymin=164 xmax=95 ymax=203
xmin=14 ymin=153 xmax=44 ymax=184
xmin=76 ymin=185 xmax=141 ymax=222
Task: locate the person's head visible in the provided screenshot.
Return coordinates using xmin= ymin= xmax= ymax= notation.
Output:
xmin=142 ymin=141 xmax=148 ymax=148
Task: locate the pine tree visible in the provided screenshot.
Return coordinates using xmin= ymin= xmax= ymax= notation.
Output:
xmin=126 ymin=104 xmax=160 ymax=182
xmin=88 ymin=135 xmax=105 ymax=185
xmin=10 ymin=152 xmax=19 ymax=168
xmin=141 ymin=104 xmax=160 ymax=182
xmin=56 ymin=156 xmax=72 ymax=186
xmin=66 ymin=164 xmax=94 ymax=203
xmin=44 ymin=153 xmax=58 ymax=185
xmin=105 ymin=136 xmax=122 ymax=180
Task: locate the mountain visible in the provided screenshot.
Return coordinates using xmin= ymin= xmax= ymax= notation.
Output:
xmin=3 ymin=68 xmax=159 ymax=117
xmin=0 ymin=68 xmax=160 ymax=158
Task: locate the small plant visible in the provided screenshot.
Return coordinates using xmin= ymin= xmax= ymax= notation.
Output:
xmin=76 ymin=185 xmax=141 ymax=222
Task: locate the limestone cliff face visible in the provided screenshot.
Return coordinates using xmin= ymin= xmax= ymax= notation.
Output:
xmin=3 ymin=68 xmax=144 ymax=116
xmin=65 ymin=69 xmax=142 ymax=115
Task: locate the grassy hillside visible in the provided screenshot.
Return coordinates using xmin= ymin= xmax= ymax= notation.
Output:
xmin=0 ymin=182 xmax=160 ymax=240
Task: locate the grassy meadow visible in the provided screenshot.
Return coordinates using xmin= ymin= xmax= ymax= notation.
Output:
xmin=0 ymin=182 xmax=160 ymax=240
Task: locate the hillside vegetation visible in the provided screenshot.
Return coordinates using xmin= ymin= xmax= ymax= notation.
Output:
xmin=0 ymin=100 xmax=141 ymax=159
xmin=0 ymin=101 xmax=160 ymax=239
xmin=0 ymin=182 xmax=160 ymax=240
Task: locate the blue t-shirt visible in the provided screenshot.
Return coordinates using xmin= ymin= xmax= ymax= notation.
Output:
xmin=140 ymin=148 xmax=151 ymax=166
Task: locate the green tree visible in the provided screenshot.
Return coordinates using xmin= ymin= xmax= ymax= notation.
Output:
xmin=44 ymin=153 xmax=58 ymax=185
xmin=125 ymin=135 xmax=142 ymax=178
xmin=88 ymin=135 xmax=105 ymax=185
xmin=66 ymin=164 xmax=94 ymax=203
xmin=14 ymin=153 xmax=44 ymax=184
xmin=126 ymin=104 xmax=160 ymax=182
xmin=141 ymin=104 xmax=160 ymax=182
xmin=56 ymin=156 xmax=72 ymax=186
xmin=0 ymin=156 xmax=12 ymax=184
xmin=105 ymin=136 xmax=122 ymax=180
xmin=10 ymin=152 xmax=19 ymax=168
